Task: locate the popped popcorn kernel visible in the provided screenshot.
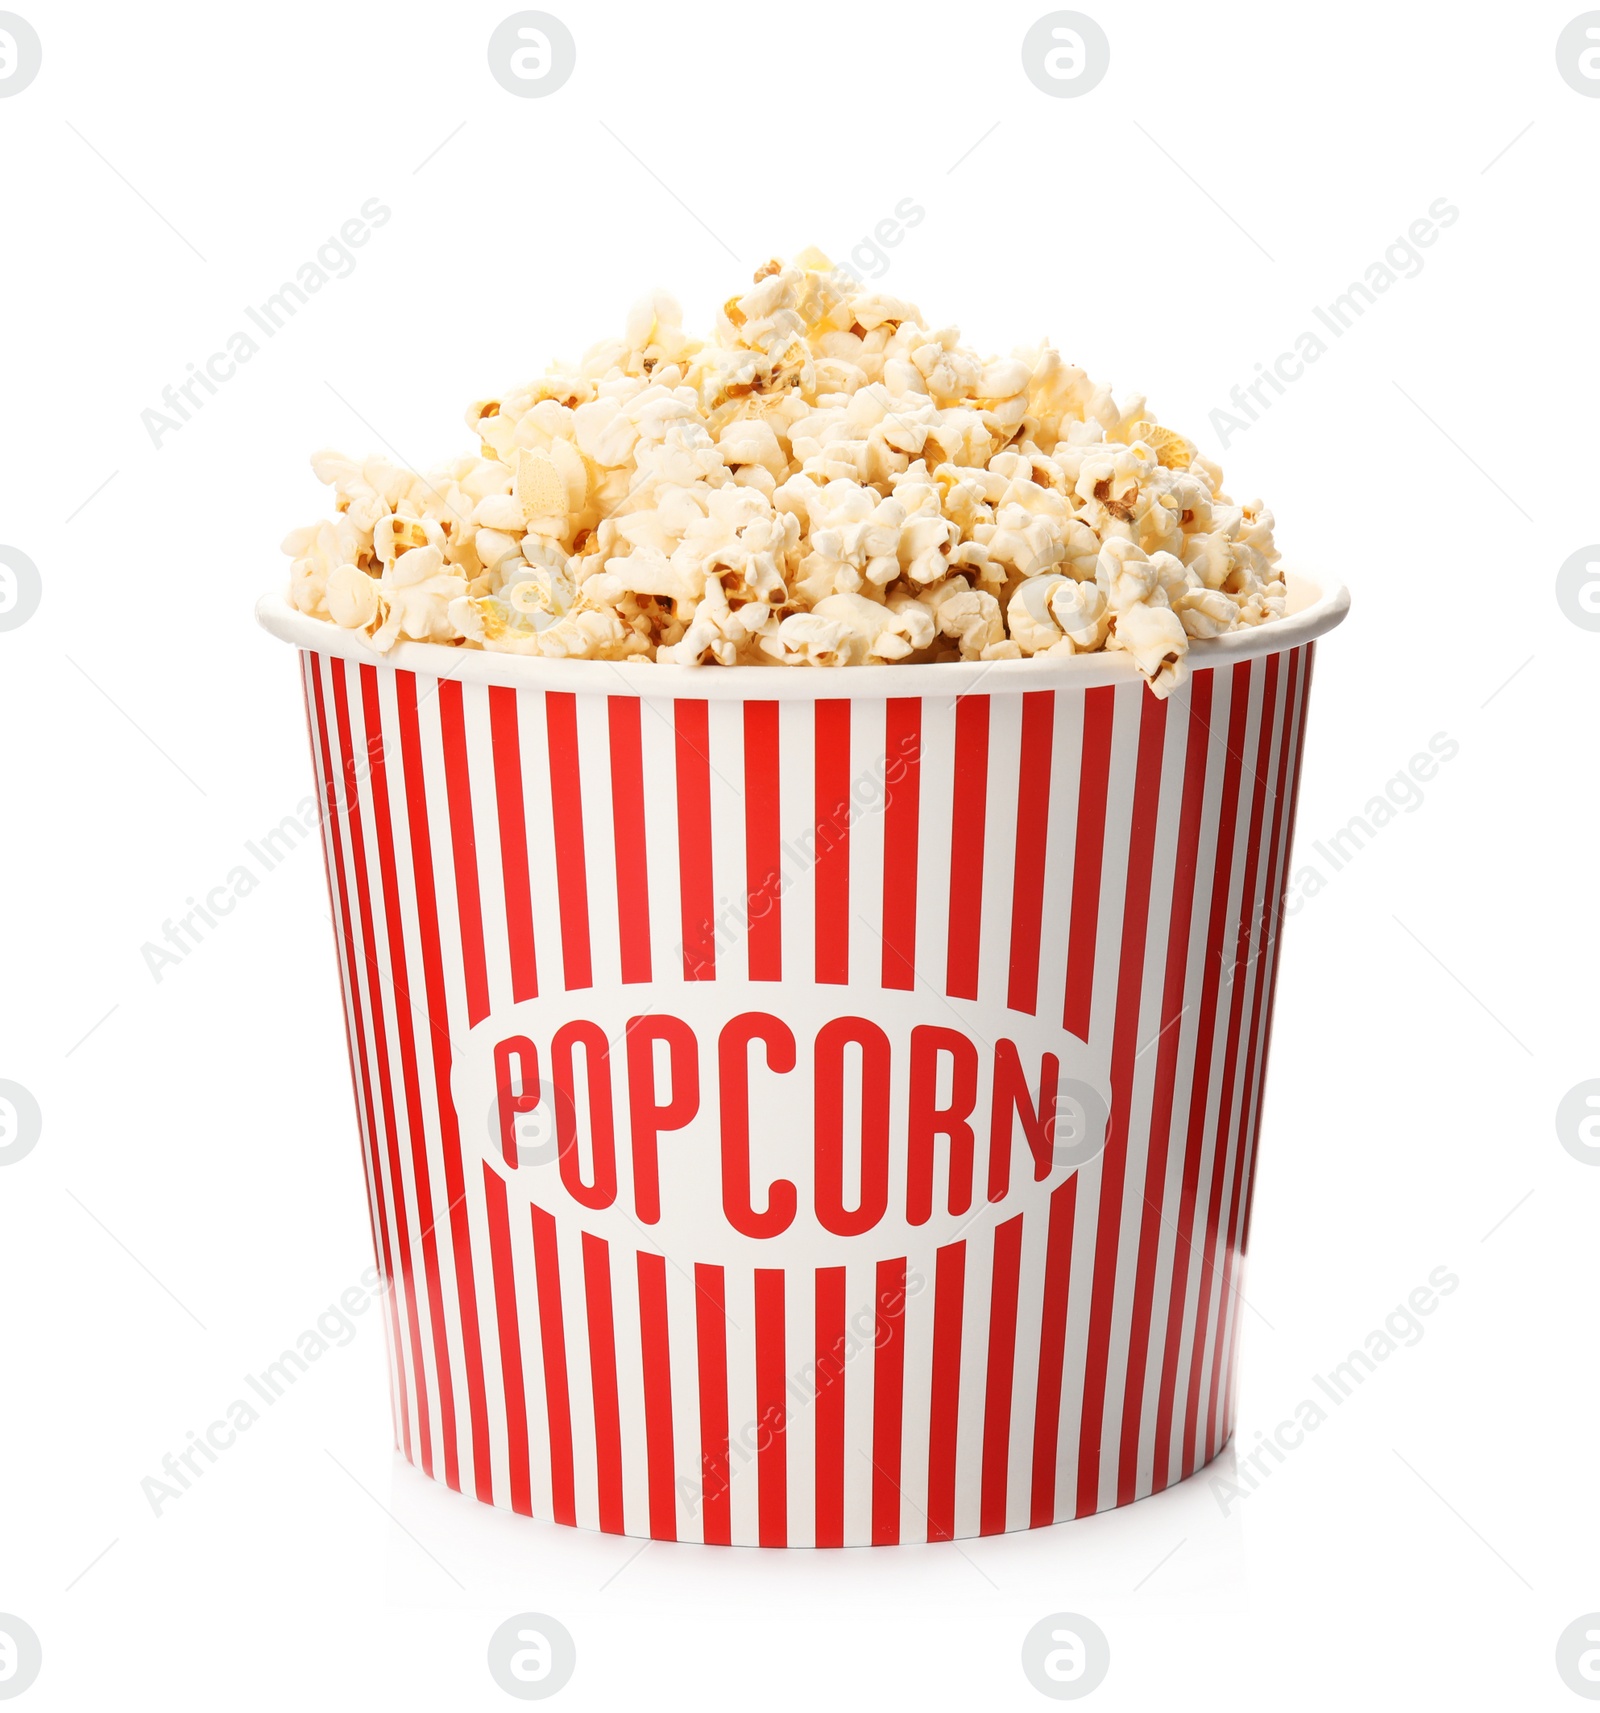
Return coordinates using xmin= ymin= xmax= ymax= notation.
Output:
xmin=283 ymin=254 xmax=1288 ymax=692
xmin=1141 ymin=423 xmax=1194 ymax=471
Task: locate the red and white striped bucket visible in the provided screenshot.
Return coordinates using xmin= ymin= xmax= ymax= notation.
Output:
xmin=259 ymin=572 xmax=1347 ymax=1546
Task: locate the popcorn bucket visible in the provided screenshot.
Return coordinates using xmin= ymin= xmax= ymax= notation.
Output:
xmin=258 ymin=572 xmax=1347 ymax=1546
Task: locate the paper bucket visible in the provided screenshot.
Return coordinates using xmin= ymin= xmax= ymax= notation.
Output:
xmin=258 ymin=571 xmax=1347 ymax=1546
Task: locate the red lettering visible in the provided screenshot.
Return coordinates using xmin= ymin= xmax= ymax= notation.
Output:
xmin=987 ymin=1039 xmax=1058 ymax=1201
xmin=492 ymin=1035 xmax=540 ymax=1170
xmin=718 ymin=1013 xmax=797 ymax=1238
xmin=550 ymin=1020 xmax=617 ymax=1209
xmin=491 ymin=1010 xmax=1066 ymax=1238
xmin=813 ymin=1016 xmax=891 ymax=1236
xmin=906 ymin=1025 xmax=977 ymax=1223
xmin=625 ymin=1015 xmax=700 ymax=1223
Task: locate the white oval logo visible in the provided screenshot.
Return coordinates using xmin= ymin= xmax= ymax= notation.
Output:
xmin=453 ymin=979 xmax=1111 ymax=1269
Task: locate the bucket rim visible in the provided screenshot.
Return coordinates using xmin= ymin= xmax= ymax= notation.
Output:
xmin=257 ymin=568 xmax=1349 ymax=699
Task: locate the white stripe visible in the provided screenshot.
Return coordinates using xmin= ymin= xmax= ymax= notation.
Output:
xmin=572 ymin=689 xmax=622 ymax=990
xmin=1161 ymin=661 xmax=1252 ymax=1486
xmin=950 ymin=1228 xmax=990 ymax=1540
xmin=390 ymin=669 xmax=477 ymax=1506
xmin=1128 ymin=684 xmax=1215 ymax=1497
xmin=664 ymin=1260 xmax=705 ymax=1544
xmin=306 ymin=654 xmax=408 ymax=1447
xmin=1006 ymin=1204 xmax=1051 ymax=1531
xmin=1097 ymin=684 xmax=1184 ymax=1506
xmin=554 ymin=1215 xmax=601 ymax=1531
xmin=362 ymin=664 xmax=451 ymax=1491
xmin=703 ymin=696 xmax=747 ymax=984
xmin=914 ymin=689 xmax=958 ymax=997
xmin=775 ymin=698 xmax=818 ymax=984
xmin=340 ymin=658 xmax=428 ymax=1468
xmin=840 ymin=1259 xmax=879 ymax=1546
xmin=897 ymin=1249 xmax=937 ymax=1543
xmin=1037 ymin=690 xmax=1085 ymax=1023
xmin=975 ymin=693 xmax=1022 ymax=1011
xmin=1138 ymin=676 xmax=1232 ymax=1497
xmin=1211 ymin=649 xmax=1307 ymax=1453
xmin=1071 ymin=681 xmax=1138 ymax=1513
xmin=419 ymin=675 xmax=501 ymax=1509
xmin=1184 ymin=657 xmax=1268 ymax=1472
xmin=634 ymin=693 xmax=681 ymax=983
xmin=720 ymin=1266 xmax=761 ymax=1543
xmin=781 ymin=1264 xmax=818 ymax=1547
xmin=608 ymin=1241 xmax=651 ymax=1536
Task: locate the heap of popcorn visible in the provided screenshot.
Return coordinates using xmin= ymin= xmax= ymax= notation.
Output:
xmin=284 ymin=250 xmax=1285 ymax=697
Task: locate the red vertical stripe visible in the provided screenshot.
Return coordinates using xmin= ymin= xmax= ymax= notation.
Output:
xmin=946 ymin=696 xmax=989 ymax=1000
xmin=1007 ymin=690 xmax=1056 ymax=1014
xmin=693 ymin=1264 xmax=731 ymax=1545
xmin=814 ymin=700 xmax=852 ymax=985
xmin=304 ymin=658 xmax=386 ymax=1272
xmin=814 ymin=1266 xmax=846 ymax=1548
xmin=607 ymin=696 xmax=652 ymax=985
xmin=489 ymin=685 xmax=539 ymax=1002
xmin=1115 ymin=670 xmax=1213 ymax=1506
xmin=1029 ymin=1177 xmax=1078 ymax=1527
xmin=925 ymin=1242 xmax=966 ymax=1541
xmin=754 ymin=1268 xmax=788 ymax=1547
xmin=395 ymin=670 xmax=494 ymax=1503
xmin=1075 ymin=688 xmax=1168 ymax=1518
xmin=1209 ymin=650 xmax=1300 ymax=1459
xmin=675 ymin=699 xmax=716 ymax=981
xmin=1151 ymin=664 xmax=1252 ymax=1493
xmin=331 ymin=660 xmax=430 ymax=1474
xmin=742 ymin=702 xmax=783 ymax=982
xmin=980 ymin=1213 xmax=1025 ymax=1535
xmin=530 ymin=1204 xmax=576 ymax=1526
xmin=881 ymin=699 xmax=922 ymax=991
xmin=302 ymin=656 xmax=381 ymax=1279
xmin=437 ymin=679 xmax=491 ymax=1027
xmin=441 ymin=681 xmax=541 ymax=1500
xmin=301 ymin=628 xmax=1323 ymax=1543
xmin=582 ymin=1232 xmax=625 ymax=1533
xmin=544 ymin=691 xmax=593 ymax=991
xmin=1230 ymin=654 xmax=1303 ymax=1225
xmin=1063 ymin=685 xmax=1115 ymax=1040
xmin=636 ymin=1251 xmax=677 ymax=1541
xmin=1183 ymin=657 xmax=1279 ymax=1479
xmin=306 ymin=659 xmax=409 ymax=1454
xmin=871 ymin=1257 xmax=908 ymax=1545
xmin=360 ymin=665 xmax=457 ymax=1492
xmin=1241 ymin=646 xmax=1315 ymax=1255
xmin=482 ymin=1163 xmax=532 ymax=1515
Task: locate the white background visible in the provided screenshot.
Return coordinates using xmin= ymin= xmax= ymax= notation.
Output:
xmin=2 ymin=0 xmax=1596 ymax=1706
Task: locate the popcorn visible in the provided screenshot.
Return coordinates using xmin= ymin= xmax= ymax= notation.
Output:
xmin=515 ymin=449 xmax=568 ymax=528
xmin=370 ymin=546 xmax=467 ymax=652
xmin=325 ymin=561 xmax=380 ymax=630
xmin=1008 ymin=573 xmax=1109 ymax=655
xmin=1113 ymin=602 xmax=1189 ymax=698
xmin=770 ymin=591 xmax=934 ymax=666
xmin=283 ymin=254 xmax=1289 ymax=696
